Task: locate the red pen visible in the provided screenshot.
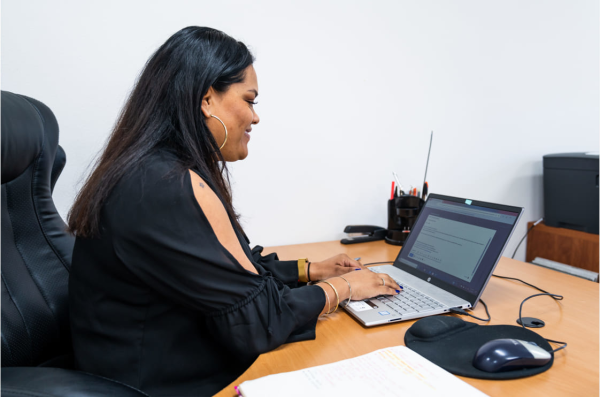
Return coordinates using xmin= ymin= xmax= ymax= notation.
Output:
xmin=390 ymin=181 xmax=395 ymax=200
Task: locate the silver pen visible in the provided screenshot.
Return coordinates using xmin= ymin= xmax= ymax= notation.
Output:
xmin=392 ymin=172 xmax=403 ymax=196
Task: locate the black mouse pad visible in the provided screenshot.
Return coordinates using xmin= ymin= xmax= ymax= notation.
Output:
xmin=404 ymin=316 xmax=554 ymax=380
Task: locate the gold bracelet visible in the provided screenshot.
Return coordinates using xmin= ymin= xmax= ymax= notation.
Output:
xmin=298 ymin=258 xmax=309 ymax=283
xmin=321 ymin=280 xmax=339 ymax=314
xmin=338 ymin=276 xmax=352 ymax=307
xmin=321 ymin=285 xmax=331 ymax=316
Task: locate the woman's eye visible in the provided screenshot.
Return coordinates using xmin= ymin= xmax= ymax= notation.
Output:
xmin=247 ymin=100 xmax=258 ymax=106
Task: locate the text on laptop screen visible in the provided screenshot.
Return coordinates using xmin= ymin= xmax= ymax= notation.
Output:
xmin=397 ymin=198 xmax=519 ymax=295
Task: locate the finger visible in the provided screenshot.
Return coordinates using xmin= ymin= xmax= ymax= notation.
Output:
xmin=378 ymin=280 xmax=401 ymax=296
xmin=342 ymin=257 xmax=362 ymax=268
xmin=382 ymin=286 xmax=402 ymax=295
xmin=378 ymin=275 xmax=401 ymax=292
xmin=336 ymin=256 xmax=354 ymax=267
xmin=384 ymin=275 xmax=401 ymax=291
xmin=351 ymin=257 xmax=369 ymax=269
xmin=336 ymin=266 xmax=359 ymax=275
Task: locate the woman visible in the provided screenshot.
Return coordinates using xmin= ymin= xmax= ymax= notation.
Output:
xmin=68 ymin=26 xmax=400 ymax=396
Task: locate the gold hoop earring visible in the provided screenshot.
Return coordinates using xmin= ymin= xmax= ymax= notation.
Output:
xmin=210 ymin=115 xmax=228 ymax=150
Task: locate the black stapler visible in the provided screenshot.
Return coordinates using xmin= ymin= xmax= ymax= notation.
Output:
xmin=341 ymin=225 xmax=387 ymax=244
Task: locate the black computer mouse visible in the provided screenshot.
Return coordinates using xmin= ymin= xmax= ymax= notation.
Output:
xmin=473 ymin=338 xmax=551 ymax=372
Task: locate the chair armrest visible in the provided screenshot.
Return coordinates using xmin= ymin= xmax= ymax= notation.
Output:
xmin=1 ymin=367 xmax=149 ymax=397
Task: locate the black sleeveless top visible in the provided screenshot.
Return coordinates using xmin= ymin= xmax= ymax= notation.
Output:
xmin=69 ymin=151 xmax=325 ymax=396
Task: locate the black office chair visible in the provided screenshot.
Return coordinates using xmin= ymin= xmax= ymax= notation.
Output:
xmin=1 ymin=91 xmax=148 ymax=396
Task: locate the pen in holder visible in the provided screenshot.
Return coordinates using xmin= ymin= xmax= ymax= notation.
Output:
xmin=385 ymin=195 xmax=425 ymax=245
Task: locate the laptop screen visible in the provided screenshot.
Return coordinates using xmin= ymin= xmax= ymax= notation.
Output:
xmin=394 ymin=194 xmax=522 ymax=305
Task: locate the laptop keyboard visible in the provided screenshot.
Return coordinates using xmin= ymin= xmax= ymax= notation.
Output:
xmin=370 ymin=268 xmax=445 ymax=315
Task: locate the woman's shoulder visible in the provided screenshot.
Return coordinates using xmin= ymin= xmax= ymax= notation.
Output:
xmin=136 ymin=150 xmax=211 ymax=183
xmin=137 ymin=150 xmax=184 ymax=178
xmin=109 ymin=150 xmax=192 ymax=208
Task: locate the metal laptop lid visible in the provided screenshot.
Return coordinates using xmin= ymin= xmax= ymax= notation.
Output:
xmin=392 ymin=194 xmax=523 ymax=308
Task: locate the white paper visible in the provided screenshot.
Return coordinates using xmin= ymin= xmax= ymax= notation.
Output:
xmin=238 ymin=346 xmax=488 ymax=397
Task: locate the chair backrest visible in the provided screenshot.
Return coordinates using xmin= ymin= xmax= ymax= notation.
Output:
xmin=1 ymin=91 xmax=75 ymax=367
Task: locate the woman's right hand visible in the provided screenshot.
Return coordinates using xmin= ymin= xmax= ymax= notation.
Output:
xmin=338 ymin=268 xmax=401 ymax=301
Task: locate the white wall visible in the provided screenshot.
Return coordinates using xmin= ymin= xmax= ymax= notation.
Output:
xmin=3 ymin=0 xmax=598 ymax=261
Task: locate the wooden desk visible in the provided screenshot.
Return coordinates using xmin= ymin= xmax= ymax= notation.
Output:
xmin=216 ymin=240 xmax=599 ymax=397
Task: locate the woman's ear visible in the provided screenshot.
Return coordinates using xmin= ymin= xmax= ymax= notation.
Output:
xmin=201 ymin=87 xmax=215 ymax=118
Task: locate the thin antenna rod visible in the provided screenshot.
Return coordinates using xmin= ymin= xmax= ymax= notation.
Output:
xmin=422 ymin=131 xmax=433 ymax=188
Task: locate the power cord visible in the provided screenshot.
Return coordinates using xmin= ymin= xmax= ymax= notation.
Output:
xmin=517 ymin=293 xmax=568 ymax=353
xmin=362 ymin=259 xmax=567 ymax=353
xmin=511 ymin=217 xmax=543 ymax=259
xmin=449 ymin=299 xmax=491 ymax=322
xmin=492 ymin=274 xmax=553 ymax=294
xmin=492 ymin=275 xmax=567 ymax=354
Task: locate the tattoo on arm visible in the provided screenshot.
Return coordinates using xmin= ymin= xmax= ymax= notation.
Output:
xmin=199 ymin=182 xmax=205 ymax=188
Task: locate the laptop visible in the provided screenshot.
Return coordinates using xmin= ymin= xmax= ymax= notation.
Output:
xmin=344 ymin=193 xmax=523 ymax=326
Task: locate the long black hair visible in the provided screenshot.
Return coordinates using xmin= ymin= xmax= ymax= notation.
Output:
xmin=68 ymin=26 xmax=253 ymax=237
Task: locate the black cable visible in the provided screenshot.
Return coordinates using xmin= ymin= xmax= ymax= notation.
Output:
xmin=511 ymin=218 xmax=543 ymax=259
xmin=493 ymin=275 xmax=567 ymax=353
xmin=545 ymin=338 xmax=568 ymax=353
xmin=366 ymin=259 xmax=568 ymax=353
xmin=492 ymin=274 xmax=556 ymax=296
xmin=518 ymin=293 xmax=567 ymax=354
xmin=511 ymin=224 xmax=534 ymax=259
xmin=449 ymin=299 xmax=491 ymax=322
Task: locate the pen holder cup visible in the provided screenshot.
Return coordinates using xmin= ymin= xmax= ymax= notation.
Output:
xmin=385 ymin=196 xmax=425 ymax=246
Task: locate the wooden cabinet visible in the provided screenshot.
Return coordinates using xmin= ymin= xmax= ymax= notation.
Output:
xmin=526 ymin=221 xmax=599 ymax=273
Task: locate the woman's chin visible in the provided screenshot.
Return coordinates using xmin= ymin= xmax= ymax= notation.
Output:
xmin=239 ymin=140 xmax=250 ymax=159
xmin=224 ymin=146 xmax=249 ymax=162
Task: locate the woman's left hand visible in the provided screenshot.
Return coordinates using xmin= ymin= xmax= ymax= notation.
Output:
xmin=309 ymin=254 xmax=366 ymax=281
